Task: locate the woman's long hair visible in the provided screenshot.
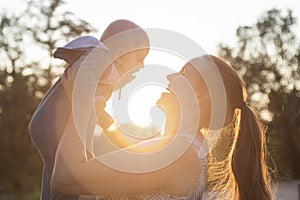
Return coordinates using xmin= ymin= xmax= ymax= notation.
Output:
xmin=206 ymin=55 xmax=272 ymax=200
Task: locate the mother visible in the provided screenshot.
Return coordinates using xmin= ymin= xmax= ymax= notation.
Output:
xmin=51 ymin=55 xmax=272 ymax=199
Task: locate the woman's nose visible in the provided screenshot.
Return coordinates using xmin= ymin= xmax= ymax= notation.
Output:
xmin=167 ymin=73 xmax=180 ymax=82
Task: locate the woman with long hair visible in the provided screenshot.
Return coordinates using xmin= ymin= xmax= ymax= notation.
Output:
xmin=203 ymin=55 xmax=272 ymax=200
xmin=51 ymin=55 xmax=272 ymax=199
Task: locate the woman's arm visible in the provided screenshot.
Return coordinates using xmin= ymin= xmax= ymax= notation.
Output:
xmin=51 ymin=114 xmax=199 ymax=196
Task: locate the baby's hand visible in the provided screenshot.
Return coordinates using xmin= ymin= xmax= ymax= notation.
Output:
xmin=92 ymin=96 xmax=107 ymax=116
xmin=98 ymin=111 xmax=114 ymax=130
xmin=89 ymin=95 xmax=114 ymax=130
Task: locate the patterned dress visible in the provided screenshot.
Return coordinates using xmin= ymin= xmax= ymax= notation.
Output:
xmin=96 ymin=133 xmax=207 ymax=200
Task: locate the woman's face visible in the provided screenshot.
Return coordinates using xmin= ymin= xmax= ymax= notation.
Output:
xmin=157 ymin=63 xmax=211 ymax=129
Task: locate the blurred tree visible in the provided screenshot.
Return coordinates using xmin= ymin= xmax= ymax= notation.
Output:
xmin=218 ymin=9 xmax=300 ymax=179
xmin=0 ymin=0 xmax=95 ymax=199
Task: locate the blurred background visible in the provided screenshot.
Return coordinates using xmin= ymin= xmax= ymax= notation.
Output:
xmin=0 ymin=0 xmax=299 ymax=199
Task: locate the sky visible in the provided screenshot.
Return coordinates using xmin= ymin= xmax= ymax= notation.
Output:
xmin=1 ymin=0 xmax=299 ymax=53
xmin=1 ymin=0 xmax=300 ymax=127
xmin=61 ymin=1 xmax=300 ymax=53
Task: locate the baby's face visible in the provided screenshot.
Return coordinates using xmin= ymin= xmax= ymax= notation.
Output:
xmin=96 ymin=84 xmax=115 ymax=101
xmin=117 ymin=49 xmax=149 ymax=74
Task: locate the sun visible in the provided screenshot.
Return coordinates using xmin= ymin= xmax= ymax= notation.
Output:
xmin=105 ymin=84 xmax=166 ymax=129
xmin=127 ymin=84 xmax=165 ymax=127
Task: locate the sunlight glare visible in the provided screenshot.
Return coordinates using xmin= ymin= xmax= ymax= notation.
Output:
xmin=94 ymin=124 xmax=103 ymax=136
xmin=128 ymin=84 xmax=165 ymax=128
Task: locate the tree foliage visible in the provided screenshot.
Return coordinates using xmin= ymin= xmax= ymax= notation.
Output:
xmin=0 ymin=0 xmax=95 ymax=198
xmin=218 ymin=8 xmax=300 ymax=179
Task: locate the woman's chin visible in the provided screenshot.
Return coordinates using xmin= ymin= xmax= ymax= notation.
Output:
xmin=156 ymin=98 xmax=167 ymax=114
xmin=156 ymin=93 xmax=171 ymax=111
xmin=156 ymin=93 xmax=180 ymax=117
